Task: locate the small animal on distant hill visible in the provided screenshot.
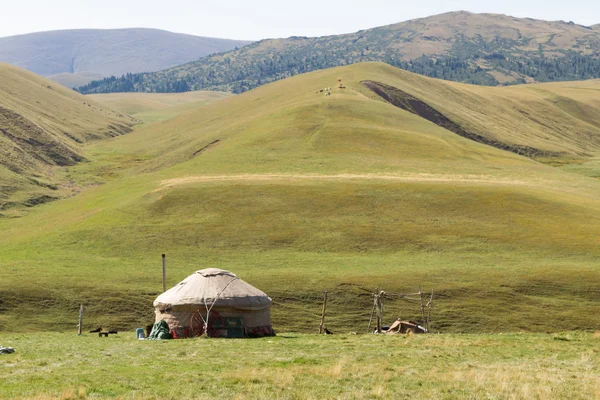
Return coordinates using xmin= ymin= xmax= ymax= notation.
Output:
xmin=89 ymin=327 xmax=102 ymax=333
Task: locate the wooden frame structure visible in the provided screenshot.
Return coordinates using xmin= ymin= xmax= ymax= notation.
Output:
xmin=317 ymin=286 xmax=435 ymax=334
xmin=367 ymin=287 xmax=434 ymax=333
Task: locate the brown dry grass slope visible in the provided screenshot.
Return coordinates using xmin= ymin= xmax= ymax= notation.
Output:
xmin=0 ymin=63 xmax=136 ymax=211
xmin=384 ymin=11 xmax=600 ymax=59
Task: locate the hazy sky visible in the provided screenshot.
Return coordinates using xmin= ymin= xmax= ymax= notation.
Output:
xmin=1 ymin=0 xmax=599 ymax=40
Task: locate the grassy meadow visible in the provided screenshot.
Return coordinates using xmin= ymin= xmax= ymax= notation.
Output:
xmin=1 ymin=62 xmax=600 ymax=337
xmin=1 ymin=332 xmax=599 ymax=399
xmin=88 ymin=91 xmax=233 ymax=124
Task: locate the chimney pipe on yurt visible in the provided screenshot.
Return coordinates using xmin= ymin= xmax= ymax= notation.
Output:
xmin=153 ymin=268 xmax=275 ymax=339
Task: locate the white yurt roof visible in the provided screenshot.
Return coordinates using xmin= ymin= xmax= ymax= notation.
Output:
xmin=154 ymin=268 xmax=272 ymax=310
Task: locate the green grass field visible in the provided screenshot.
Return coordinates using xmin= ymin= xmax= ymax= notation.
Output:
xmin=88 ymin=91 xmax=233 ymax=123
xmin=1 ymin=62 xmax=600 ymax=336
xmin=0 ymin=332 xmax=599 ymax=399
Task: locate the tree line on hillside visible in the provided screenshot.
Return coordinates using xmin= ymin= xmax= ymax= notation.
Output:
xmin=77 ymin=53 xmax=600 ymax=95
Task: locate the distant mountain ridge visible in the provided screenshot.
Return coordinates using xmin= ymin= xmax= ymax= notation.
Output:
xmin=0 ymin=28 xmax=251 ymax=87
xmin=78 ymin=11 xmax=600 ymax=94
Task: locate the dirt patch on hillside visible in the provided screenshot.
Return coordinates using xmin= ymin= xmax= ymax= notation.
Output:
xmin=157 ymin=173 xmax=533 ymax=191
xmin=193 ymin=139 xmax=221 ymax=156
xmin=361 ymin=80 xmax=564 ymax=159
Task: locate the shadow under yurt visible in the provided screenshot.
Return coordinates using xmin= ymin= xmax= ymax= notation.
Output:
xmin=153 ymin=268 xmax=275 ymax=338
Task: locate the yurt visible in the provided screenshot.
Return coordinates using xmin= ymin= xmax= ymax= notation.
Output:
xmin=153 ymin=268 xmax=274 ymax=338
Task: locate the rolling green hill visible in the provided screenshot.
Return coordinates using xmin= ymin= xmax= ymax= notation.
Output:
xmin=0 ymin=28 xmax=251 ymax=87
xmin=78 ymin=11 xmax=600 ymax=94
xmin=0 ymin=63 xmax=136 ymax=212
xmin=1 ymin=63 xmax=600 ymax=334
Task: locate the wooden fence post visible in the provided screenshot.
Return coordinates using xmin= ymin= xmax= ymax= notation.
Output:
xmin=376 ymin=291 xmax=384 ymax=333
xmin=318 ymin=291 xmax=328 ymax=334
xmin=367 ymin=296 xmax=377 ymax=333
xmin=426 ymin=290 xmax=434 ymax=332
xmin=77 ymin=304 xmax=85 ymax=335
xmin=162 ymin=254 xmax=167 ymax=293
xmin=419 ymin=286 xmax=426 ymax=327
